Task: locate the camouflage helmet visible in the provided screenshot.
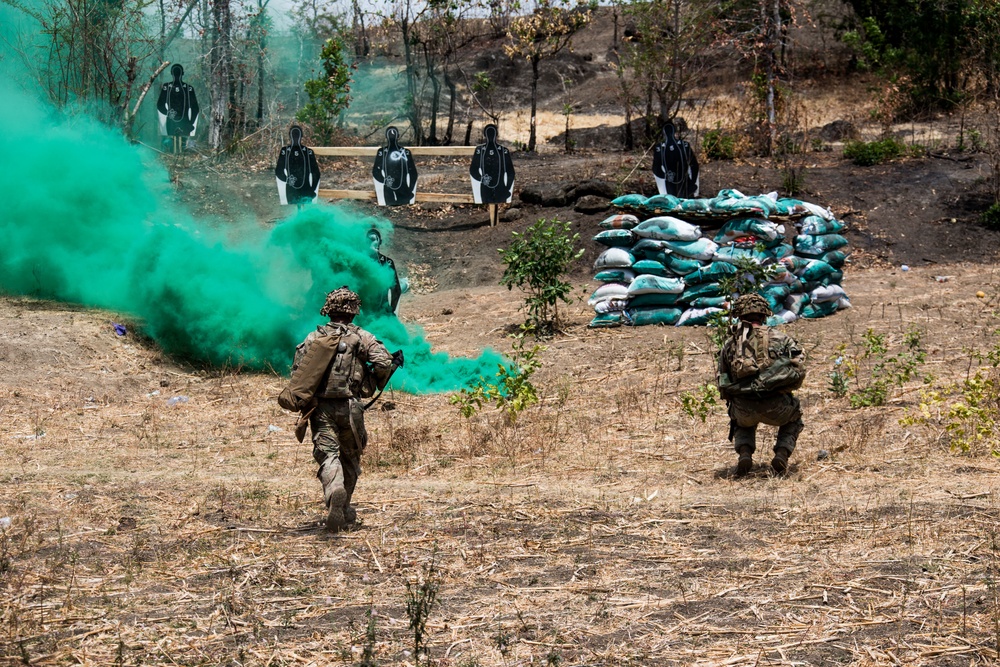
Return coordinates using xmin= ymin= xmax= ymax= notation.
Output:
xmin=320 ymin=287 xmax=361 ymax=317
xmin=731 ymin=293 xmax=772 ymax=320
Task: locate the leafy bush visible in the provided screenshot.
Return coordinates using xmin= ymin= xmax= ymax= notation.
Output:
xmin=982 ymin=203 xmax=1000 ymax=231
xmin=450 ymin=339 xmax=542 ymax=423
xmin=499 ymin=218 xmax=583 ymax=335
xmin=680 ymin=383 xmax=720 ymax=423
xmin=296 ymin=37 xmax=355 ymax=145
xmin=843 ymin=137 xmax=907 ymax=166
xmin=830 ymin=328 xmax=928 ymax=408
xmin=702 ymin=128 xmax=736 ymax=160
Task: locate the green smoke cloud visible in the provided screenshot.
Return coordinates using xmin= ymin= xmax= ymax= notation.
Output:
xmin=0 ymin=6 xmax=502 ymax=394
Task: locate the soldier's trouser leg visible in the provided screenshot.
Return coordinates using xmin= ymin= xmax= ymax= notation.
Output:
xmin=311 ymin=400 xmax=355 ymax=529
xmin=341 ymin=400 xmax=367 ymax=513
xmin=728 ymin=401 xmax=758 ymax=454
xmin=730 ymin=393 xmax=803 ymax=454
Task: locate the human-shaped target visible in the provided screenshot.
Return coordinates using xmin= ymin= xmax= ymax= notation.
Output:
xmin=652 ymin=121 xmax=700 ymax=199
xmin=469 ymin=124 xmax=515 ymax=204
xmin=274 ymin=125 xmax=321 ymax=206
xmin=156 ymin=64 xmax=200 ymax=138
xmin=372 ymin=127 xmax=418 ymax=206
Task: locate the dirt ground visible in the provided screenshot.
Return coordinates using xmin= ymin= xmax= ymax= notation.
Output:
xmin=6 ymin=28 xmax=1000 ymax=662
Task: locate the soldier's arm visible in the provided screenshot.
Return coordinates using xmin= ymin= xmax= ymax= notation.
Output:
xmin=359 ymin=329 xmax=394 ymax=388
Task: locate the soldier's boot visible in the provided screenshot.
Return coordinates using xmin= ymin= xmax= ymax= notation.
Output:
xmin=344 ymin=505 xmax=357 ymax=526
xmin=733 ymin=427 xmax=756 ymax=477
xmin=771 ymin=420 xmax=801 ymax=476
xmin=770 ymin=447 xmax=791 ymax=475
xmin=319 ymin=460 xmax=347 ymax=531
xmin=736 ymin=446 xmax=754 ymax=476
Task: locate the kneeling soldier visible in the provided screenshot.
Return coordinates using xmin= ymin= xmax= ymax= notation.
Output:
xmin=717 ymin=294 xmax=806 ymax=476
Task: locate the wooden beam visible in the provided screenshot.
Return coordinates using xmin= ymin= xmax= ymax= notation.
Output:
xmin=312 ymin=146 xmax=476 ymax=157
xmin=318 ymin=189 xmax=476 ymax=204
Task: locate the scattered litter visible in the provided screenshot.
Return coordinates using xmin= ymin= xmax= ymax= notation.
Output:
xmin=166 ymin=395 xmax=189 ymax=407
xmin=0 ymin=517 xmax=11 ymax=529
xmin=146 ymin=390 xmax=161 ymax=398
xmin=901 ymin=265 xmax=910 ymax=272
xmin=14 ymin=433 xmax=44 ymax=440
xmin=113 ymin=323 xmax=127 ymax=336
xmin=977 ymin=291 xmax=986 ymax=298
xmin=64 ymin=493 xmax=77 ymax=500
xmin=267 ymin=424 xmax=282 ymax=433
xmin=817 ymin=449 xmax=830 ymax=460
xmin=933 ymin=275 xmax=951 ymax=283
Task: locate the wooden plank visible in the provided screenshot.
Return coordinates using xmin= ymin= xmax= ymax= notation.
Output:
xmin=318 ymin=189 xmax=476 ymax=204
xmin=312 ymin=146 xmax=476 ymax=157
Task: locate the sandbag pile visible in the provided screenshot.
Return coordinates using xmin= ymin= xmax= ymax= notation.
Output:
xmin=588 ymin=189 xmax=852 ymax=328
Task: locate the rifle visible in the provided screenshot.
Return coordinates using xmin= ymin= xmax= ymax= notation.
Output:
xmin=363 ymin=349 xmax=404 ymax=411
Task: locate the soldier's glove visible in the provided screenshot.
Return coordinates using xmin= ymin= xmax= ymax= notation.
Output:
xmin=392 ymin=349 xmax=405 ymax=368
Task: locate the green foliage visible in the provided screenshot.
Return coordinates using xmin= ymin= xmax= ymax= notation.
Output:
xmin=781 ymin=163 xmax=806 ymax=196
xmin=843 ymin=137 xmax=907 ymax=166
xmin=680 ymin=383 xmax=719 ymax=423
xmin=703 ymin=128 xmax=737 ymax=160
xmin=499 ymin=218 xmax=584 ymax=335
xmin=296 ymin=37 xmax=354 ymax=145
xmin=982 ymin=203 xmax=1000 ymax=231
xmin=832 ymin=328 xmax=928 ymax=408
xmin=360 ymin=605 xmax=378 ymax=667
xmin=451 ymin=339 xmax=542 ymax=423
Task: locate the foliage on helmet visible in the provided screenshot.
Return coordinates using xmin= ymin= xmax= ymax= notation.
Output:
xmin=320 ymin=287 xmax=361 ymax=317
xmin=731 ymin=293 xmax=772 ymax=320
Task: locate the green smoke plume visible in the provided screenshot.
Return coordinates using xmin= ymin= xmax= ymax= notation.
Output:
xmin=0 ymin=6 xmax=502 ymax=393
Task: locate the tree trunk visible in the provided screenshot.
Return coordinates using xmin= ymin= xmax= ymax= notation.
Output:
xmin=425 ymin=45 xmax=441 ymax=145
xmin=209 ymin=0 xmax=232 ymax=150
xmin=528 ymin=54 xmax=539 ymax=152
xmin=256 ymin=0 xmax=267 ymax=125
xmin=443 ymin=69 xmax=457 ymax=145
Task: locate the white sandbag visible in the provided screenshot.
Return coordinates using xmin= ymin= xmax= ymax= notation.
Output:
xmin=594 ymin=298 xmax=629 ymax=314
xmin=837 ymin=296 xmax=852 ymax=309
xmin=588 ymin=282 xmax=629 ymax=306
xmin=594 ymin=247 xmax=635 ymax=270
xmin=676 ymin=307 xmax=724 ymax=326
xmin=809 ymin=284 xmax=847 ymax=303
xmin=632 ymin=216 xmax=702 ymax=242
xmin=627 ymin=275 xmax=686 ymax=296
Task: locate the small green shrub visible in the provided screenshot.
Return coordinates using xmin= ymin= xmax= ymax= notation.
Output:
xmin=982 ymin=203 xmax=1000 ymax=231
xmin=843 ymin=137 xmax=907 ymax=166
xmin=832 ymin=328 xmax=928 ymax=408
xmin=680 ymin=383 xmax=720 ymax=423
xmin=499 ymin=218 xmax=583 ymax=335
xmin=450 ymin=338 xmax=542 ymax=422
xmin=703 ymin=128 xmax=736 ymax=160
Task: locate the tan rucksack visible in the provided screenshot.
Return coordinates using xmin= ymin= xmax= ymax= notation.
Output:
xmin=278 ymin=328 xmax=348 ymax=412
xmin=725 ymin=324 xmax=773 ymax=381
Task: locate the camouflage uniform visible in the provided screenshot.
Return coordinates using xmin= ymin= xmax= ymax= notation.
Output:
xmin=717 ymin=294 xmax=806 ymax=474
xmin=293 ymin=289 xmax=394 ymax=529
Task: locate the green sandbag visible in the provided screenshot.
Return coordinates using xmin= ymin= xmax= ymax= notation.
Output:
xmin=685 ymin=261 xmax=738 ymax=285
xmin=794 ymin=233 xmax=849 ymax=257
xmin=714 ymin=245 xmax=774 ymax=265
xmin=643 ymin=194 xmax=682 ymax=211
xmin=664 ymin=237 xmax=719 ymax=260
xmin=800 ymin=271 xmax=843 ymax=291
xmin=661 ymin=253 xmax=703 ymax=275
xmin=774 ymin=198 xmax=811 ymax=217
xmin=599 ymin=214 xmax=641 ymax=229
xmin=679 ymin=198 xmax=713 ymax=215
xmin=631 ymin=259 xmax=670 ymax=277
xmin=594 ymin=269 xmax=636 ymax=283
xmin=629 ymin=292 xmax=682 ymax=308
xmin=628 ymin=274 xmax=686 ymax=295
xmin=625 ymin=307 xmax=683 ymax=326
xmin=681 ymin=282 xmax=725 ymax=302
xmin=593 ymin=229 xmax=636 ymax=247
xmin=761 ymin=284 xmax=791 ymax=312
xmin=801 ymin=300 xmax=840 ymax=319
xmin=713 ymin=218 xmax=785 ymax=244
xmin=589 ymin=312 xmax=623 ymax=328
xmin=690 ymin=296 xmax=730 ymax=308
xmin=797 ymin=259 xmax=836 ymax=282
xmin=820 ymin=250 xmax=850 ymax=269
xmin=771 ymin=243 xmax=796 ymax=260
xmin=612 ymin=194 xmax=647 ymax=209
xmin=799 ymin=215 xmax=845 ymax=236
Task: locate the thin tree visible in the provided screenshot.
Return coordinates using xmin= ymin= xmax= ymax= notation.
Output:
xmin=505 ymin=0 xmax=594 ymax=152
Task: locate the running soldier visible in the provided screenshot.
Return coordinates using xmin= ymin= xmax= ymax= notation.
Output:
xmin=279 ymin=288 xmax=402 ymax=530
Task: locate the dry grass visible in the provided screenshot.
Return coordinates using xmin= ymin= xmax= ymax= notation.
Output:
xmin=2 ymin=263 xmax=1000 ymax=666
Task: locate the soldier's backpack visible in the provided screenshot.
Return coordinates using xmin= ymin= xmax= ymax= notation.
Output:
xmin=725 ymin=324 xmax=773 ymax=381
xmin=278 ymin=325 xmax=363 ymax=411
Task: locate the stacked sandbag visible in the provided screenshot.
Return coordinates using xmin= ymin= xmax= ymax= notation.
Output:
xmin=588 ymin=192 xmax=852 ymax=328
